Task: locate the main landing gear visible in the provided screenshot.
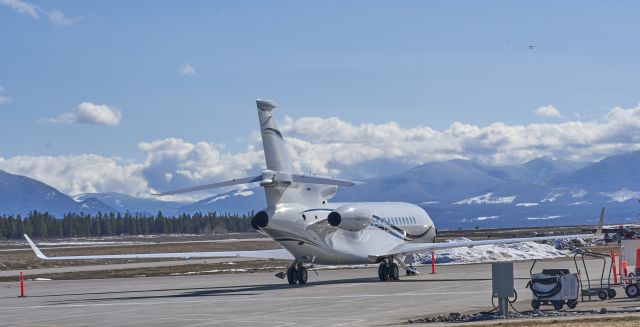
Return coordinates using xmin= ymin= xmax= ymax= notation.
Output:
xmin=378 ymin=258 xmax=400 ymax=281
xmin=286 ymin=260 xmax=308 ymax=285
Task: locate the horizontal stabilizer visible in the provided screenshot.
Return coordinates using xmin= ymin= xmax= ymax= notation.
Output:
xmin=155 ymin=172 xmax=360 ymax=196
xmin=154 ymin=175 xmax=263 ymax=196
xmin=291 ymin=174 xmax=360 ymax=187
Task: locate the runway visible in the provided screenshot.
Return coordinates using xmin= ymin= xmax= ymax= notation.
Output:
xmin=0 ymin=259 xmax=632 ymax=327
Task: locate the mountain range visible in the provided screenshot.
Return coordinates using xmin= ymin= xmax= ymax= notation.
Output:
xmin=1 ymin=151 xmax=639 ymax=229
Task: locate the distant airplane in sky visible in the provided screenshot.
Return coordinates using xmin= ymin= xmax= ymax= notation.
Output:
xmin=24 ymin=99 xmax=604 ymax=285
xmin=528 ymin=45 xmax=537 ymax=49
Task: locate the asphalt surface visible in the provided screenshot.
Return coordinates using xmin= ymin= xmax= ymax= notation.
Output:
xmin=0 ymin=258 xmax=259 ymax=277
xmin=1 ymin=259 xmax=637 ymax=327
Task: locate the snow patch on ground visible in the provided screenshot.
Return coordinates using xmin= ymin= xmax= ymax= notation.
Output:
xmin=541 ymin=191 xmax=563 ymax=203
xmin=454 ymin=193 xmax=516 ymax=205
xmin=419 ymin=238 xmax=569 ymax=265
xmin=206 ymin=195 xmax=230 ymax=204
xmin=527 ymin=215 xmax=562 ymax=221
xmin=474 ymin=216 xmax=499 ymax=221
xmin=234 ymin=190 xmax=254 ymax=197
xmin=516 ymin=202 xmax=538 ymax=207
xmin=169 ymin=268 xmax=248 ymax=276
xmin=36 ymin=241 xmax=149 ymax=246
xmin=602 ymin=188 xmax=640 ymax=203
xmin=567 ymin=201 xmax=590 ymax=206
xmin=45 ymin=191 xmax=59 ymax=200
xmin=571 ymin=189 xmax=587 ymax=198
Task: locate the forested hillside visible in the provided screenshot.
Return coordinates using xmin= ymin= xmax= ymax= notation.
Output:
xmin=0 ymin=211 xmax=256 ymax=239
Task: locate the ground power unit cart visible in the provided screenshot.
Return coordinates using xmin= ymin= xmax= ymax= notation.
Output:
xmin=527 ymin=260 xmax=580 ymax=310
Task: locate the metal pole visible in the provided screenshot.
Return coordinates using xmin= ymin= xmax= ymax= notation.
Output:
xmin=430 ymin=251 xmax=436 ymax=274
xmin=19 ymin=272 xmax=24 ymax=297
xmin=498 ymin=297 xmax=509 ymax=315
xmin=611 ymin=248 xmax=618 ymax=285
xmin=619 ymin=247 xmax=624 ymax=284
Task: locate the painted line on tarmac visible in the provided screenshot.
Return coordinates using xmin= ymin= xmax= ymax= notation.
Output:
xmin=0 ymin=290 xmax=492 ymax=310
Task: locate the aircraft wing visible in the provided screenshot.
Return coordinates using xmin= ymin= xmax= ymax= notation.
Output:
xmin=377 ymin=207 xmax=605 ymax=258
xmin=23 ymin=234 xmax=293 ymax=261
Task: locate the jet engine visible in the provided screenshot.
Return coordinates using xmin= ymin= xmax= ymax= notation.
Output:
xmin=327 ymin=205 xmax=372 ymax=232
xmin=251 ymin=211 xmax=269 ymax=230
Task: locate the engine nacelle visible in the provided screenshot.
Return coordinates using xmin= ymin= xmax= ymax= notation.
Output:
xmin=251 ymin=211 xmax=269 ymax=230
xmin=327 ymin=204 xmax=372 ymax=232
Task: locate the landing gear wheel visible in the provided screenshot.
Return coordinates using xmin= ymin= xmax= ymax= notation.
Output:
xmin=378 ymin=262 xmax=389 ymax=281
xmin=286 ymin=267 xmax=297 ymax=285
xmin=598 ymin=289 xmax=608 ymax=300
xmin=625 ymin=284 xmax=639 ymax=298
xmin=531 ymin=299 xmax=540 ymax=310
xmin=296 ymin=266 xmax=308 ymax=284
xmin=553 ymin=300 xmax=564 ymax=310
xmin=567 ymin=299 xmax=578 ymax=309
xmin=607 ymin=288 xmax=617 ymax=299
xmin=389 ymin=263 xmax=400 ymax=280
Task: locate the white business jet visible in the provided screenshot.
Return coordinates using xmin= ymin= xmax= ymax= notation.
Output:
xmin=24 ymin=99 xmax=604 ymax=285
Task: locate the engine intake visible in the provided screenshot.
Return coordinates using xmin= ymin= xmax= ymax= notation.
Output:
xmin=251 ymin=211 xmax=269 ymax=230
xmin=327 ymin=205 xmax=372 ymax=232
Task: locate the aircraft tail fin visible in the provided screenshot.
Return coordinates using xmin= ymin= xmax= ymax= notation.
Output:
xmin=256 ymin=99 xmax=292 ymax=172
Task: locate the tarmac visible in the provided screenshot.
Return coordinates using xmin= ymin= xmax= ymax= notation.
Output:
xmin=1 ymin=259 xmax=639 ymax=327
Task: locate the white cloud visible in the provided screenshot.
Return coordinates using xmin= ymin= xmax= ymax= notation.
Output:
xmin=280 ymin=103 xmax=640 ymax=168
xmin=1 ymin=1 xmax=77 ymax=26
xmin=3 ymin=103 xmax=640 ymax=199
xmin=534 ymin=105 xmax=561 ymax=118
xmin=178 ymin=63 xmax=197 ymax=77
xmin=0 ymin=155 xmax=148 ymax=196
xmin=0 ymin=138 xmax=263 ymax=201
xmin=137 ymin=138 xmax=263 ymax=192
xmin=0 ymin=85 xmax=10 ymax=105
xmin=47 ymin=9 xmax=74 ymax=26
xmin=0 ymin=0 xmax=38 ymax=18
xmin=48 ymin=102 xmax=122 ymax=126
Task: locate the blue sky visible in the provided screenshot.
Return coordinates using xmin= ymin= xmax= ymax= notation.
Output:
xmin=1 ymin=1 xmax=639 ymax=197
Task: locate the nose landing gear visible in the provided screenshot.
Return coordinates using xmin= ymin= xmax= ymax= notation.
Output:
xmin=378 ymin=258 xmax=400 ymax=281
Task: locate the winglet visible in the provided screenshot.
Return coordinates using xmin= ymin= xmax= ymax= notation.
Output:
xmin=23 ymin=234 xmax=48 ymax=260
xmin=596 ymin=207 xmax=605 ymax=235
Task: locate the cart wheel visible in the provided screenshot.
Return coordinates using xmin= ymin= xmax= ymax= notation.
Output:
xmin=567 ymin=299 xmax=577 ymax=309
xmin=607 ymin=288 xmax=617 ymax=299
xmin=553 ymin=301 xmax=564 ymax=310
xmin=625 ymin=285 xmax=639 ymax=298
xmin=598 ymin=290 xmax=609 ymax=300
xmin=531 ymin=299 xmax=540 ymax=310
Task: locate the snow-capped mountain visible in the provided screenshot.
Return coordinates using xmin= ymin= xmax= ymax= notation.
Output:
xmin=1 ymin=151 xmax=639 ymax=229
xmin=174 ymin=188 xmax=264 ymax=216
xmin=73 ymin=192 xmax=188 ymax=216
xmin=0 ymin=170 xmax=115 ymax=216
